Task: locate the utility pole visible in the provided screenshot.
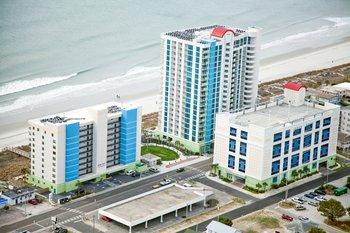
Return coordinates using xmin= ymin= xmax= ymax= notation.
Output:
xmin=92 ymin=215 xmax=95 ymax=233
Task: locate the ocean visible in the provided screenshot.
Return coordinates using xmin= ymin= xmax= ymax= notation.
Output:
xmin=0 ymin=0 xmax=350 ymax=146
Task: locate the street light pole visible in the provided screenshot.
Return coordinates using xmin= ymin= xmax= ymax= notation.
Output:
xmin=92 ymin=214 xmax=95 ymax=233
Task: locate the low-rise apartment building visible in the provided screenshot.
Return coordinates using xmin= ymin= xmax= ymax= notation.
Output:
xmin=28 ymin=102 xmax=141 ymax=194
xmin=213 ymin=82 xmax=340 ymax=189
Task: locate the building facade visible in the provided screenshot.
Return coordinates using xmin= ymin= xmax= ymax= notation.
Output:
xmin=157 ymin=25 xmax=261 ymax=153
xmin=28 ymin=102 xmax=142 ymax=194
xmin=1 ymin=188 xmax=36 ymax=205
xmin=213 ymin=82 xmax=340 ymax=189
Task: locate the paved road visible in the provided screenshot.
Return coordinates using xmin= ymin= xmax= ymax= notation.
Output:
xmin=2 ymin=158 xmax=233 ymax=233
xmin=180 ymin=166 xmax=350 ymax=232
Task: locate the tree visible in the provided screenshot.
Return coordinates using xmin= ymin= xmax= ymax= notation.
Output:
xmin=218 ymin=216 xmax=232 ymax=226
xmin=262 ymin=182 xmax=268 ymax=191
xmin=346 ymin=176 xmax=350 ymax=188
xmin=298 ymin=169 xmax=304 ymax=178
xmin=303 ymin=166 xmax=310 ymax=175
xmin=291 ymin=170 xmax=298 ymax=180
xmin=211 ymin=164 xmax=219 ymax=174
xmin=308 ymin=227 xmax=326 ymax=233
xmin=255 ymin=183 xmax=262 ymax=192
xmin=318 ymin=198 xmax=346 ymax=222
xmin=347 ymin=207 xmax=350 ymax=216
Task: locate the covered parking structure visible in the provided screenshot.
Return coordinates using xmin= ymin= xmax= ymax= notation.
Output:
xmin=98 ymin=183 xmax=213 ymax=232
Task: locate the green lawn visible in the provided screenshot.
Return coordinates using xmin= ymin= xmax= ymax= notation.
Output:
xmin=141 ymin=145 xmax=179 ymax=161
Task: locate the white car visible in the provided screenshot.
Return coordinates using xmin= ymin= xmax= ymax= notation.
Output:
xmin=291 ymin=197 xmax=303 ymax=204
xmin=160 ymin=179 xmax=172 ymax=186
xmin=183 ymin=183 xmax=193 ymax=187
xmin=315 ymin=196 xmax=326 ymax=202
xmin=298 ymin=216 xmax=310 ymax=222
xmin=125 ymin=170 xmax=135 ymax=176
xmin=149 ymin=167 xmax=159 ymax=173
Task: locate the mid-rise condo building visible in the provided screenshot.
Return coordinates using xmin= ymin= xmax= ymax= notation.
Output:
xmin=28 ymin=102 xmax=141 ymax=194
xmin=157 ymin=25 xmax=261 ymax=153
xmin=213 ymin=82 xmax=340 ymax=189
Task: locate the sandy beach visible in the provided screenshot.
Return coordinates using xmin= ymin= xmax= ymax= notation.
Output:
xmin=1 ymin=39 xmax=350 ymax=149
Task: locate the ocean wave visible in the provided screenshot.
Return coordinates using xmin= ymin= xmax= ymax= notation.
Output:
xmin=262 ymin=17 xmax=350 ymax=50
xmin=0 ymin=66 xmax=161 ymax=114
xmin=0 ymin=73 xmax=78 ymax=96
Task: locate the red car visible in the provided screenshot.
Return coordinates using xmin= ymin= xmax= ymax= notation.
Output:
xmin=28 ymin=199 xmax=38 ymax=205
xmin=281 ymin=214 xmax=293 ymax=221
xmin=101 ymin=215 xmax=111 ymax=222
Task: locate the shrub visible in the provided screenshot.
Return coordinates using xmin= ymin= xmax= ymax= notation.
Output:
xmin=218 ymin=216 xmax=232 ymax=226
xmin=308 ymin=227 xmax=326 ymax=233
xmin=243 ymin=185 xmax=264 ymax=194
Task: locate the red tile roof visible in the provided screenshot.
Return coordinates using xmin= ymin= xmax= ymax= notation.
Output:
xmin=284 ymin=82 xmax=305 ymax=91
xmin=211 ymin=27 xmax=234 ymax=38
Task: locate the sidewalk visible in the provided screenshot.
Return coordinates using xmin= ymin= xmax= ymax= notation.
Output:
xmin=205 ymin=172 xmax=323 ymax=199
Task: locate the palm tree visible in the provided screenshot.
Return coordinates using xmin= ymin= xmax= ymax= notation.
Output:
xmin=291 ymin=170 xmax=298 ymax=180
xmin=298 ymin=169 xmax=304 ymax=179
xmin=211 ymin=164 xmax=219 ymax=174
xmin=262 ymin=182 xmax=268 ymax=191
xmin=256 ymin=183 xmax=262 ymax=192
xmin=303 ymin=166 xmax=310 ymax=176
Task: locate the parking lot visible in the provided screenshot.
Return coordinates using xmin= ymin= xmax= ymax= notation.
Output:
xmin=273 ymin=176 xmax=350 ymax=232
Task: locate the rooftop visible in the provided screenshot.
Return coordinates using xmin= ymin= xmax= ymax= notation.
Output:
xmin=206 ymin=220 xmax=242 ymax=233
xmin=2 ymin=187 xmax=36 ymax=199
xmin=164 ymin=25 xmax=245 ymax=42
xmin=230 ymin=100 xmax=336 ymax=128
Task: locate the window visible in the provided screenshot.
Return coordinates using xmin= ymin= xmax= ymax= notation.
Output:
xmin=303 ymin=134 xmax=312 ymax=147
xmin=292 ymin=137 xmax=301 ymax=152
xmin=283 ymin=157 xmax=288 ymax=171
xmin=271 ymin=160 xmax=280 ymax=175
xmin=228 ymin=155 xmax=235 ymax=169
xmin=284 ymin=141 xmax=289 ymax=154
xmin=321 ymin=128 xmax=330 ymax=142
xmin=272 ymin=176 xmax=278 ymax=183
xmin=312 ymin=162 xmax=317 ymax=169
xmin=240 ymin=142 xmax=247 ymax=156
xmin=313 ymin=147 xmax=318 ymax=160
xmin=302 ymin=150 xmax=310 ymax=164
xmin=285 ymin=130 xmax=290 ymax=138
xmin=291 ymin=154 xmax=299 ymax=168
xmin=230 ymin=127 xmax=237 ymax=137
xmin=293 ymin=128 xmax=301 ymax=136
xmin=272 ymin=144 xmax=281 ymax=158
xmin=320 ymin=144 xmax=328 ymax=157
xmin=323 ymin=117 xmax=331 ymax=126
xmin=315 ymin=120 xmax=320 ymax=129
xmin=314 ymin=131 xmax=319 ymax=144
xmin=241 ymin=131 xmax=248 ymax=140
xmin=229 ymin=139 xmax=236 ymax=152
xmin=239 ymin=159 xmax=246 ymax=172
xmin=304 ymin=124 xmax=313 ymax=132
xmin=273 ymin=132 xmax=282 ymax=142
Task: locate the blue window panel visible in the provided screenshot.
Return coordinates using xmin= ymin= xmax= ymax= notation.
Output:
xmin=321 ymin=128 xmax=330 ymax=142
xmin=285 ymin=130 xmax=290 ymax=138
xmin=230 ymin=127 xmax=237 ymax=137
xmin=302 ymin=150 xmax=310 ymax=164
xmin=272 ymin=144 xmax=282 ymax=158
xmin=320 ymin=144 xmax=328 ymax=158
xmin=323 ymin=117 xmax=331 ymax=126
xmin=316 ymin=120 xmax=320 ymax=129
xmin=229 ymin=139 xmax=236 ymax=152
xmin=240 ymin=142 xmax=247 ymax=156
xmin=293 ymin=128 xmax=301 ymax=136
xmin=303 ymin=134 xmax=312 ymax=148
xmin=305 ymin=124 xmax=313 ymax=132
xmin=120 ymin=108 xmax=138 ymax=165
xmin=313 ymin=147 xmax=318 ymax=160
xmin=284 ymin=141 xmax=290 ymax=154
xmin=272 ymin=176 xmax=278 ymax=183
xmin=291 ymin=154 xmax=299 ymax=168
xmin=228 ymin=155 xmax=235 ymax=169
xmin=314 ymin=131 xmax=319 ymax=144
xmin=273 ymin=132 xmax=282 ymax=142
xmin=271 ymin=160 xmax=280 ymax=175
xmin=283 ymin=157 xmax=288 ymax=171
xmin=65 ymin=122 xmax=80 ymax=182
xmin=241 ymin=131 xmax=248 ymax=140
xmin=239 ymin=158 xmax=246 ymax=173
xmin=292 ymin=137 xmax=301 ymax=152
xmin=312 ymin=162 xmax=317 ymax=169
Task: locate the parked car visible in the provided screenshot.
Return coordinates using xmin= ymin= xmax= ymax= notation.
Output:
xmin=308 ymin=201 xmax=318 ymax=207
xmin=281 ymin=214 xmax=293 ymax=221
xmin=304 ymin=193 xmax=314 ymax=199
xmin=309 ymin=192 xmax=318 ymax=197
xmin=314 ymin=189 xmax=326 ymax=196
xmin=54 ymin=227 xmax=68 ymax=233
xmin=131 ymin=172 xmax=140 ymax=177
xmin=176 ymin=168 xmax=185 ymax=173
xmin=294 ymin=205 xmax=306 ymax=211
xmin=28 ymin=199 xmax=38 ymax=205
xmin=101 ymin=215 xmax=111 ymax=222
xmin=298 ymin=197 xmax=307 ymax=203
xmin=125 ymin=170 xmax=135 ymax=176
xmin=298 ymin=216 xmax=309 ymax=222
xmin=315 ymin=196 xmax=326 ymax=202
xmin=149 ymin=167 xmax=159 ymax=173
xmin=160 ymin=179 xmax=172 ymax=186
xmin=152 ymin=184 xmax=161 ymax=189
xmin=183 ymin=183 xmax=193 ymax=187
xmin=291 ymin=197 xmax=303 ymax=204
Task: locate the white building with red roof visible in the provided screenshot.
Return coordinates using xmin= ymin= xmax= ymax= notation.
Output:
xmin=213 ymin=82 xmax=340 ymax=189
xmin=156 ymin=25 xmax=261 ymax=153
